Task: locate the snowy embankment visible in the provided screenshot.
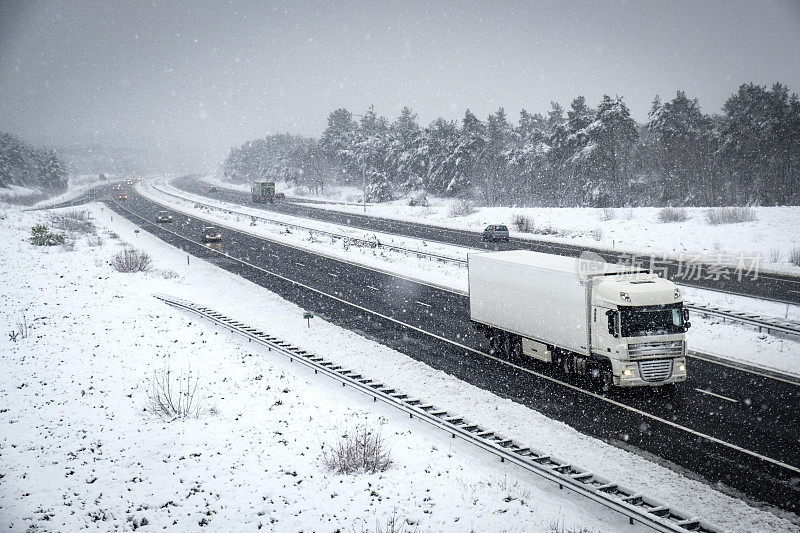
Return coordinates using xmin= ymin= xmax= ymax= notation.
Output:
xmin=2 ymin=205 xmax=797 ymax=532
xmin=0 ymin=174 xmax=121 ymax=206
xmin=200 ymin=175 xmax=800 ymax=275
xmin=0 ymin=205 xmax=626 ymax=532
xmin=144 ymin=179 xmax=800 ymax=377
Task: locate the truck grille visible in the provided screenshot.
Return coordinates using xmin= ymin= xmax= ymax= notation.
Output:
xmin=638 ymin=360 xmax=673 ymax=382
xmin=628 ymin=341 xmax=683 ymax=359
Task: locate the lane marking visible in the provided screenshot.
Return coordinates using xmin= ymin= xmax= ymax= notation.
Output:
xmin=367 ymin=285 xmax=380 ymax=291
xmin=295 ymin=262 xmax=305 ymax=267
xmin=109 ymin=195 xmax=800 ymax=476
xmin=694 ymin=388 xmax=739 ymax=403
xmin=328 ymin=272 xmax=338 ymax=278
xmin=415 ymin=301 xmax=432 ymax=308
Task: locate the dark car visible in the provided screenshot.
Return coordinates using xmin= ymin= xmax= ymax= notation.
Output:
xmin=201 ymin=226 xmax=222 ymax=243
xmin=482 ymin=224 xmax=509 ymax=242
xmin=274 ymin=192 xmax=286 ymax=200
xmin=155 ymin=211 xmax=173 ymax=223
xmin=210 ymin=186 xmax=218 ymax=193
xmin=118 ymin=194 xmax=128 ymax=201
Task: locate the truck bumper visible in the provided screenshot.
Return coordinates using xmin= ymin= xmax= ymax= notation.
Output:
xmin=611 ymin=358 xmax=687 ymax=387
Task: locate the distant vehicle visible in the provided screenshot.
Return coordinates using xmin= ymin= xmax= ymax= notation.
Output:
xmin=201 ymin=226 xmax=222 ymax=243
xmin=210 ymin=186 xmax=218 ymax=193
xmin=251 ymin=181 xmax=276 ymax=203
xmin=155 ymin=211 xmax=173 ymax=223
xmin=274 ymin=192 xmax=286 ymax=200
xmin=125 ymin=179 xmax=133 ymax=185
xmin=469 ymin=251 xmax=688 ymax=389
xmin=482 ymin=225 xmax=509 ymax=242
xmin=99 ymin=173 xmax=107 ymax=181
xmin=118 ymin=194 xmax=128 ymax=200
xmin=115 ymin=184 xmax=123 ymax=190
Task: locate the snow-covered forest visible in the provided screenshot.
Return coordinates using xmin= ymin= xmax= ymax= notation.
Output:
xmin=222 ymin=83 xmax=800 ymax=207
xmin=0 ymin=133 xmax=68 ymax=192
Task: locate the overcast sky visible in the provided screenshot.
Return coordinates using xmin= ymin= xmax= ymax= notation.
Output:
xmin=1 ymin=0 xmax=799 ymax=169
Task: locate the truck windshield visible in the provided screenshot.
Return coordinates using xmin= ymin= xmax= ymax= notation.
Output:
xmin=619 ymin=304 xmax=684 ymax=337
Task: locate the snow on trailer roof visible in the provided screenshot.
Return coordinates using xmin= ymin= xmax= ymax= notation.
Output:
xmin=468 ymin=249 xmax=649 ymax=276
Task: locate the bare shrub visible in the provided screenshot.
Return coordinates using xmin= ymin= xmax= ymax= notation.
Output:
xmin=601 ymin=208 xmax=616 ymax=221
xmin=146 ymin=361 xmax=203 ymax=420
xmin=87 ymin=236 xmax=105 ymax=247
xmin=30 ymin=224 xmax=65 ymax=246
xmin=357 ymin=510 xmax=417 ymax=533
xmin=546 ymin=517 xmax=594 ymax=533
xmin=60 ymin=239 xmax=76 ymax=252
xmin=705 ymin=206 xmax=757 ymax=225
xmin=789 ymin=247 xmax=800 ymax=267
xmin=591 ymin=226 xmax=604 ymax=241
xmin=768 ymin=247 xmax=784 ymax=263
xmin=512 ymin=213 xmax=533 ymax=232
xmin=448 ymin=198 xmax=476 ymax=217
xmin=658 ymin=207 xmax=688 ymax=223
xmin=531 ymin=224 xmax=565 ymax=236
xmin=8 ymin=315 xmax=29 ymax=343
xmin=50 ymin=211 xmax=96 ymax=235
xmin=322 ymin=424 xmax=392 ymax=474
xmin=112 ymin=248 xmax=152 ymax=272
xmin=157 ymin=269 xmax=180 ymax=279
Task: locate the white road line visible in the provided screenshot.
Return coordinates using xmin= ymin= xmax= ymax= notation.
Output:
xmin=415 ymin=301 xmax=432 ymax=308
xmin=113 ymin=197 xmax=800 ymax=476
xmin=694 ymin=388 xmax=739 ymax=403
xmin=295 ymin=262 xmax=305 ymax=267
xmin=367 ymin=285 xmax=380 ymax=291
xmin=328 ymin=272 xmax=338 ymax=278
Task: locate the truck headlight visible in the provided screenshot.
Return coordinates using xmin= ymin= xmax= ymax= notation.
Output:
xmin=619 ymin=292 xmax=631 ymax=302
xmin=674 ymin=288 xmax=681 ymax=299
xmin=622 ymin=369 xmax=634 ymax=377
xmin=677 ymin=363 xmax=686 ymax=372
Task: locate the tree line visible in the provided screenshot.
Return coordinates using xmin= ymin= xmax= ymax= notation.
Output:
xmin=222 ymin=82 xmax=800 ymax=207
xmin=0 ymin=133 xmax=69 ymax=192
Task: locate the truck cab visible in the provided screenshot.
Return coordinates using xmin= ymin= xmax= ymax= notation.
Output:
xmin=591 ymin=274 xmax=688 ymax=386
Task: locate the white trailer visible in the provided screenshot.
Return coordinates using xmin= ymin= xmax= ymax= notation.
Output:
xmin=468 ymin=250 xmax=689 ymax=388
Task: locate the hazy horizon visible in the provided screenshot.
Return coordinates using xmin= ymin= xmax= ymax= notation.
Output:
xmin=2 ymin=0 xmax=799 ymax=170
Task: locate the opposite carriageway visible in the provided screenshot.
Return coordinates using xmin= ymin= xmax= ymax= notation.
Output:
xmin=172 ymin=175 xmax=800 ymax=306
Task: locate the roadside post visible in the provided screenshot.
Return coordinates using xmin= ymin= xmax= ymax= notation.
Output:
xmin=303 ymin=311 xmax=314 ymax=328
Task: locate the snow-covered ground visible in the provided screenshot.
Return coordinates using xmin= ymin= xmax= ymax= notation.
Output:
xmin=144 ymin=179 xmax=800 ymax=377
xmin=2 ymin=203 xmax=797 ymax=532
xmin=200 ymin=175 xmax=800 ymax=275
xmin=0 ymin=174 xmax=124 ymax=207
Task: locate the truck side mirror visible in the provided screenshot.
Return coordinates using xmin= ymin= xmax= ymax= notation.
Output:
xmin=606 ymin=310 xmax=618 ymax=338
xmin=683 ymin=308 xmax=690 ymax=321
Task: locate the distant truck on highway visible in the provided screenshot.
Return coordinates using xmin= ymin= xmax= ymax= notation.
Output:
xmin=468 ymin=250 xmax=689 ymax=389
xmin=251 ymin=181 xmax=276 ymax=203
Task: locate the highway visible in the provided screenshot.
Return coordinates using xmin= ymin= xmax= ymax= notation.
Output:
xmin=84 ymin=182 xmax=800 ymax=513
xmin=172 ymin=175 xmax=800 ymax=305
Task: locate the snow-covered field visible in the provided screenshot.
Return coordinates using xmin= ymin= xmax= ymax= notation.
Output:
xmin=2 ymin=203 xmax=798 ymax=531
xmin=200 ymin=176 xmax=800 ymax=275
xmin=145 ymin=179 xmax=800 ymax=377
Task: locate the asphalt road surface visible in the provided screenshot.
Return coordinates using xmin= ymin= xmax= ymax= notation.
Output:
xmin=173 ymin=175 xmax=800 ymax=305
xmin=49 ymin=182 xmax=800 ymax=513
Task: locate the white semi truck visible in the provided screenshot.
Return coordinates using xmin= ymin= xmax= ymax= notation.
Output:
xmin=468 ymin=250 xmax=689 ymax=388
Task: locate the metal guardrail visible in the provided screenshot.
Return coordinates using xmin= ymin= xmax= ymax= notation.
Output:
xmin=154 ymin=293 xmax=725 ymax=533
xmin=151 ymin=182 xmax=800 ymax=340
xmin=685 ymin=303 xmax=800 ymax=338
xmin=150 ymin=182 xmax=467 ymax=266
